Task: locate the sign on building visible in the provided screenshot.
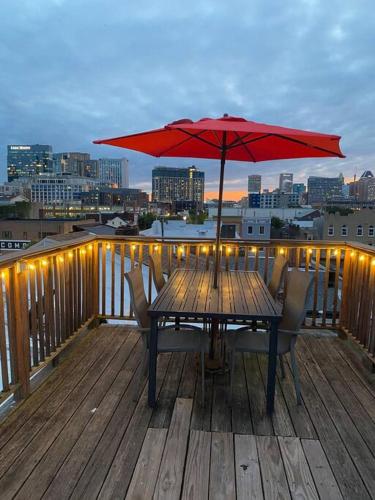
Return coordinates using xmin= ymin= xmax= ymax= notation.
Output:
xmin=0 ymin=240 xmax=31 ymax=250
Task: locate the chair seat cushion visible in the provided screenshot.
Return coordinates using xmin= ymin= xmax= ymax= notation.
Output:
xmin=224 ymin=330 xmax=292 ymax=355
xmin=157 ymin=330 xmax=210 ymax=353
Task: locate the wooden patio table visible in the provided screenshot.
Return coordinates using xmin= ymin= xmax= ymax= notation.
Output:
xmin=148 ymin=269 xmax=282 ymax=414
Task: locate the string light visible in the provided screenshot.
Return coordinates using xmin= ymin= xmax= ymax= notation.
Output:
xmin=279 ymin=248 xmax=285 ymax=255
xmin=68 ymin=251 xmax=73 ymax=259
xmin=88 ymin=244 xmax=93 ymax=251
xmin=80 ymin=248 xmax=87 ymax=255
xmin=350 ymin=251 xmax=356 ymax=258
xmin=41 ymin=259 xmax=48 ymax=267
xmin=202 ymin=246 xmax=207 ymax=253
xmin=106 ymin=243 xmax=111 ymax=250
xmin=132 ymin=244 xmax=136 ymax=251
xmin=334 ymin=249 xmax=338 ymax=256
xmin=154 ymin=245 xmax=159 ymax=252
xmin=28 ymin=263 xmax=36 ymax=270
xmin=308 ymin=249 xmax=313 ymax=254
xmin=359 ymin=255 xmax=365 ymax=262
xmin=251 ymin=247 xmax=257 ymax=253
xmin=1 ymin=271 xmax=6 ymax=279
xmin=372 ymin=259 xmax=375 ymax=266
xmin=227 ymin=247 xmax=232 ymax=254
xmin=58 ymin=256 xmax=64 ymax=263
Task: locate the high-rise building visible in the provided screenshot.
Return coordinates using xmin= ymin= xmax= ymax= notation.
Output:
xmin=98 ymin=158 xmax=129 ymax=188
xmin=279 ymin=173 xmax=293 ymax=193
xmin=307 ymin=176 xmax=344 ymax=204
xmin=248 ymin=175 xmax=261 ymax=193
xmin=53 ymin=152 xmax=98 ymax=178
xmin=7 ymin=144 xmax=53 ymax=181
xmin=152 ymin=166 xmax=204 ymax=207
xmin=292 ymin=183 xmax=306 ymax=195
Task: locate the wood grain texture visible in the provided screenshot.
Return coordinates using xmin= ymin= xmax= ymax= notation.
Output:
xmin=154 ymin=398 xmax=193 ymax=500
xmin=209 ymin=432 xmax=236 ymax=500
xmin=125 ymin=428 xmax=168 ymax=500
xmin=257 ymin=435 xmax=291 ymax=500
xmin=181 ymin=430 xmax=211 ymax=500
xmin=278 ymin=436 xmax=319 ymax=500
xmin=235 ymin=434 xmax=263 ymax=500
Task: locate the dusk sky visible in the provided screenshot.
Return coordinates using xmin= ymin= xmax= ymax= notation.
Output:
xmin=1 ymin=0 xmax=374 ymax=199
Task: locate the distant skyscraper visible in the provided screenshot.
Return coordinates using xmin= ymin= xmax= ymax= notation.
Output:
xmin=98 ymin=158 xmax=129 ymax=188
xmin=7 ymin=144 xmax=53 ymax=181
xmin=307 ymin=176 xmax=344 ymax=204
xmin=279 ymin=173 xmax=293 ymax=193
xmin=53 ymin=152 xmax=98 ymax=178
xmin=248 ymin=175 xmax=261 ymax=193
xmin=152 ymin=166 xmax=204 ymax=206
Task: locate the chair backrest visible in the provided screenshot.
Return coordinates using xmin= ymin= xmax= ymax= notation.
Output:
xmin=149 ymin=253 xmax=166 ymax=294
xmin=125 ymin=267 xmax=150 ymax=329
xmin=279 ymin=268 xmax=313 ymax=332
xmin=268 ymin=254 xmax=288 ymax=299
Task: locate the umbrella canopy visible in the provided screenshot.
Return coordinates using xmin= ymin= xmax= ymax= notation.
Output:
xmin=94 ymin=114 xmax=344 ymax=287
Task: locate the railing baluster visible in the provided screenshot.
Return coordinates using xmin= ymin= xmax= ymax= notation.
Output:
xmin=111 ymin=244 xmax=115 ymax=317
xmin=0 ymin=272 xmax=10 ymax=391
xmin=312 ymin=249 xmax=321 ymax=326
xmin=101 ymin=243 xmax=107 ymax=316
xmin=322 ymin=249 xmax=331 ymax=327
xmin=332 ymin=249 xmax=341 ymax=327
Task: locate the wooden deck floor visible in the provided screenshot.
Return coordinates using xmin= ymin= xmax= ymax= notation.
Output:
xmin=0 ymin=324 xmax=374 ymax=499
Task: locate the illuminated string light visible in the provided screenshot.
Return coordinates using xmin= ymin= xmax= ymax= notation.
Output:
xmin=58 ymin=256 xmax=64 ymax=263
xmin=251 ymin=247 xmax=257 ymax=253
xmin=132 ymin=244 xmax=136 ymax=251
xmin=372 ymin=259 xmax=375 ymax=266
xmin=202 ymin=246 xmax=207 ymax=253
xmin=308 ymin=249 xmax=313 ymax=254
xmin=334 ymin=249 xmax=338 ymax=256
xmin=279 ymin=248 xmax=285 ymax=255
xmin=154 ymin=245 xmax=159 ymax=252
xmin=68 ymin=251 xmax=73 ymax=259
xmin=106 ymin=243 xmax=111 ymax=250
xmin=80 ymin=248 xmax=87 ymax=255
xmin=359 ymin=255 xmax=365 ymax=262
xmin=28 ymin=263 xmax=36 ymax=270
xmin=1 ymin=271 xmax=6 ymax=279
xmin=41 ymin=259 xmax=48 ymax=267
xmin=350 ymin=251 xmax=356 ymax=258
xmin=227 ymin=247 xmax=232 ymax=254
xmin=88 ymin=244 xmax=93 ymax=251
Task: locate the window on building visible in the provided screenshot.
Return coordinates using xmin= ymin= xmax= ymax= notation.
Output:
xmin=357 ymin=225 xmax=363 ymax=236
xmin=369 ymin=225 xmax=374 ymax=237
xmin=247 ymin=226 xmax=253 ymax=234
xmin=341 ymin=225 xmax=348 ymax=236
xmin=328 ymin=225 xmax=334 ymax=236
xmin=259 ymin=226 xmax=265 ymax=235
xmin=1 ymin=231 xmax=12 ymax=239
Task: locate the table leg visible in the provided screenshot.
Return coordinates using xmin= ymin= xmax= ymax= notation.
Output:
xmin=148 ymin=317 xmax=158 ymax=407
xmin=266 ymin=319 xmax=278 ymax=414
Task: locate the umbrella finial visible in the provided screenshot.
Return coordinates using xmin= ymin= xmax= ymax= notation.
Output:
xmin=223 ymin=113 xmax=229 ymax=117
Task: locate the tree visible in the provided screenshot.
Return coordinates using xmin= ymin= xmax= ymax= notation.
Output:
xmin=138 ymin=213 xmax=156 ymax=230
xmin=271 ymin=216 xmax=284 ymax=230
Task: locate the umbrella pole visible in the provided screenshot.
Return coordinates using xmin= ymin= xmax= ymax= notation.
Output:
xmin=213 ymin=138 xmax=227 ymax=288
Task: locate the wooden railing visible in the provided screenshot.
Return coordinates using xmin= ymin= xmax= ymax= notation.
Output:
xmin=0 ymin=234 xmax=374 ymax=401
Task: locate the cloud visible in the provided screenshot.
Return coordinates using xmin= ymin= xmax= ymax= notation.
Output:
xmin=0 ymin=0 xmax=374 ymax=195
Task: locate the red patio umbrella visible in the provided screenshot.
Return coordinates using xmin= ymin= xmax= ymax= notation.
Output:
xmin=94 ymin=114 xmax=344 ymax=287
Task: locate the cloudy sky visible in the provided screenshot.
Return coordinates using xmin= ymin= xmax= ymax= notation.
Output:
xmin=1 ymin=0 xmax=374 ymax=199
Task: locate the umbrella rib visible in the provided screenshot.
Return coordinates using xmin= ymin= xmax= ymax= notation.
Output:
xmin=230 ymin=132 xmax=257 ymax=162
xmin=270 ymin=133 xmax=344 ymax=157
xmin=155 ymin=132 xmax=200 ymax=156
xmin=175 ymin=129 xmax=223 ymax=150
xmin=235 ymin=133 xmax=343 ymax=157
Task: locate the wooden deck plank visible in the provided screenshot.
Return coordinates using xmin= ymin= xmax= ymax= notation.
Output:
xmin=0 ymin=326 xmax=120 ymax=480
xmin=125 ymin=428 xmax=168 ymax=500
xmin=234 ymin=434 xmax=263 ymax=500
xmin=181 ymin=430 xmax=211 ymax=500
xmin=0 ymin=325 xmax=104 ymax=448
xmin=209 ymin=432 xmax=236 ymax=500
xmin=231 ymin=354 xmax=253 ymax=435
xmin=257 ymin=435 xmax=291 ymax=500
xmin=16 ymin=331 xmax=141 ymax=499
xmin=150 ymin=352 xmax=186 ymax=429
xmin=258 ymin=354 xmax=295 ymax=437
xmin=278 ymin=436 xmax=319 ymax=500
xmin=211 ymin=372 xmax=232 ymax=432
xmin=301 ymin=439 xmax=343 ymax=500
xmin=153 ymin=398 xmax=193 ymax=500
xmin=298 ymin=339 xmax=375 ymax=496
xmin=70 ymin=353 xmax=171 ymax=500
xmin=306 ymin=337 xmax=375 ymax=455
xmin=190 ymin=372 xmax=213 ymax=432
xmin=43 ymin=337 xmax=144 ymax=500
xmin=243 ymin=353 xmax=273 ymax=436
xmin=177 ymin=352 xmax=198 ymax=399
xmin=294 ymin=345 xmax=371 ymax=499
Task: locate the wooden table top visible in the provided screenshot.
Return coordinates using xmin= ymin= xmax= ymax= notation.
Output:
xmin=148 ymin=269 xmax=282 ymax=321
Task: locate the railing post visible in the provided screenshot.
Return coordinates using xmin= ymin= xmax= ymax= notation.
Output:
xmin=11 ymin=265 xmax=30 ymax=399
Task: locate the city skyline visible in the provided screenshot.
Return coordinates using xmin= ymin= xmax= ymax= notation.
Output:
xmin=1 ymin=1 xmax=374 ymax=200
